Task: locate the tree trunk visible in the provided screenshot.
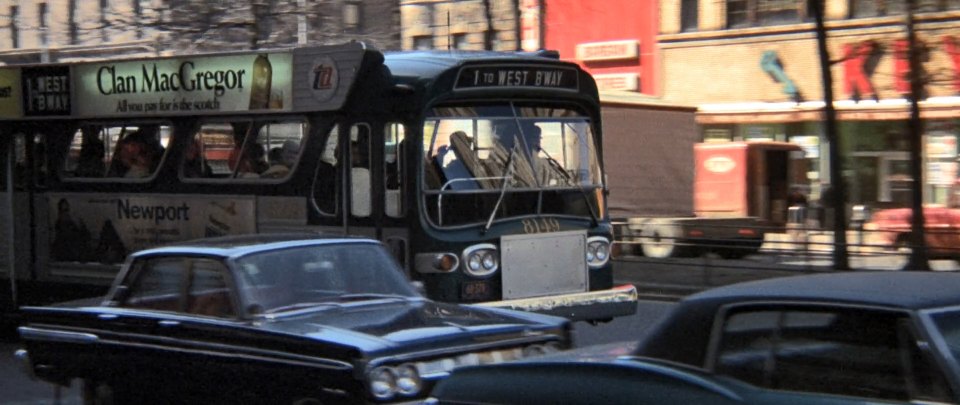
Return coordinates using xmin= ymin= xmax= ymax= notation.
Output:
xmin=811 ymin=0 xmax=849 ymax=270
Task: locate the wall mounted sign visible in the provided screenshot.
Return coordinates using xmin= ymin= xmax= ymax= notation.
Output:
xmin=575 ymin=40 xmax=640 ymax=62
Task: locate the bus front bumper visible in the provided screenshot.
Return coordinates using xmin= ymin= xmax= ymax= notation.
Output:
xmin=475 ymin=284 xmax=638 ymax=322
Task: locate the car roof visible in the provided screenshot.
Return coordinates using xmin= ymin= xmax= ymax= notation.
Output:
xmin=634 ymin=271 xmax=960 ymax=367
xmin=687 ymin=271 xmax=960 ymax=310
xmin=131 ymin=232 xmax=376 ymax=258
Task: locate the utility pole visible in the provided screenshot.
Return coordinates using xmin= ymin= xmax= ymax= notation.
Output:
xmin=811 ymin=0 xmax=849 ymax=270
xmin=904 ymin=0 xmax=931 ymax=270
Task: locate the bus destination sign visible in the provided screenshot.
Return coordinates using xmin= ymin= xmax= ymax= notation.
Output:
xmin=456 ymin=65 xmax=578 ymax=91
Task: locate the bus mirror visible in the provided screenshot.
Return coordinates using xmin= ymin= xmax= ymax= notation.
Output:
xmin=351 ymin=168 xmax=371 ymax=217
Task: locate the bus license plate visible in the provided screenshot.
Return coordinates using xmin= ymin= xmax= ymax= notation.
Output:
xmin=461 ymin=280 xmax=493 ymax=301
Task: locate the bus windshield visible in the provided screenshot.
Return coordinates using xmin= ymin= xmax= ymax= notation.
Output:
xmin=422 ymin=103 xmax=603 ymax=227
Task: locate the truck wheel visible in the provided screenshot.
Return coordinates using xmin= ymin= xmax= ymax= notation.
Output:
xmin=640 ymin=221 xmax=685 ymax=258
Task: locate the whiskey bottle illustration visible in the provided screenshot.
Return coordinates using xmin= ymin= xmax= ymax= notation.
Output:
xmin=248 ymin=54 xmax=273 ymax=110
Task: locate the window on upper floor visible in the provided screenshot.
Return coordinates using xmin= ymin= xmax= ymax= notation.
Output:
xmin=850 ymin=0 xmax=960 ymax=18
xmin=38 ymin=3 xmax=48 ymax=46
xmin=727 ymin=0 xmax=807 ymax=28
xmin=10 ymin=6 xmax=19 ymax=49
xmin=68 ymin=0 xmax=79 ymax=45
xmin=413 ymin=35 xmax=433 ymax=50
xmin=681 ymin=0 xmax=699 ymax=32
xmin=343 ymin=2 xmax=361 ymax=32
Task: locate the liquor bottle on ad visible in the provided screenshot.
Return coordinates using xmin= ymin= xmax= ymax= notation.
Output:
xmin=249 ymin=54 xmax=273 ymax=110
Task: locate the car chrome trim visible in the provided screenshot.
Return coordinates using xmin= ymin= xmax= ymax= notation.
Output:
xmin=368 ymin=336 xmax=561 ymax=369
xmin=475 ymin=284 xmax=638 ymax=313
xmin=93 ymin=336 xmax=354 ymax=371
xmin=18 ymin=326 xmax=100 ymax=344
xmin=14 ymin=349 xmax=37 ymax=381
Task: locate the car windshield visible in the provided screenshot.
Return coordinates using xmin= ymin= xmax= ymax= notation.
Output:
xmin=422 ymin=103 xmax=603 ymax=227
xmin=929 ymin=308 xmax=960 ymax=364
xmin=233 ymin=242 xmax=419 ymax=314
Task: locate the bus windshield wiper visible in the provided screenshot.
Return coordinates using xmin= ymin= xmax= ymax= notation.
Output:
xmin=483 ymin=142 xmax=518 ymax=235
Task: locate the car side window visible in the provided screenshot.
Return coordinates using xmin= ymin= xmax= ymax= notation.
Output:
xmin=713 ymin=306 xmax=921 ymax=402
xmin=185 ymin=259 xmax=236 ymax=318
xmin=121 ymin=258 xmax=187 ymax=312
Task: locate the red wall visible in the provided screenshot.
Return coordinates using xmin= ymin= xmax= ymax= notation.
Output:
xmin=543 ymin=0 xmax=659 ymax=96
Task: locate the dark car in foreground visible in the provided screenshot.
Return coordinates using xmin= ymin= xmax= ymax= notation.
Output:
xmin=635 ymin=271 xmax=960 ymax=403
xmin=15 ymin=234 xmax=571 ymax=404
xmin=429 ymin=345 xmax=896 ymax=404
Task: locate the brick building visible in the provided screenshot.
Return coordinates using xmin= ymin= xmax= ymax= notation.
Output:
xmin=659 ymin=0 xmax=960 ymax=211
xmin=399 ymin=0 xmax=521 ymax=51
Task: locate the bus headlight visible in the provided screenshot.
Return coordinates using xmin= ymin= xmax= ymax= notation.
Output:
xmin=368 ymin=366 xmax=396 ymax=400
xmin=462 ymin=244 xmax=498 ymax=277
xmin=586 ymin=237 xmax=610 ymax=269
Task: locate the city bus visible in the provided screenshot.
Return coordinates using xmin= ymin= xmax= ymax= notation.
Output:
xmin=0 ymin=42 xmax=636 ymax=326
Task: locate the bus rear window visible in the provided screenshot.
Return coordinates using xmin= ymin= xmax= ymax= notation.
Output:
xmin=183 ymin=120 xmax=306 ymax=180
xmin=62 ymin=124 xmax=171 ymax=180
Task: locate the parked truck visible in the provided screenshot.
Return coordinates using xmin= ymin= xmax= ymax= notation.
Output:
xmin=618 ymin=141 xmax=806 ymax=258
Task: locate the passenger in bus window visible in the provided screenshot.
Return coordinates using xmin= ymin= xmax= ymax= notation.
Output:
xmin=229 ymin=143 xmax=268 ymax=178
xmin=182 ymin=137 xmax=213 ymax=178
xmin=117 ymin=131 xmax=161 ymax=179
xmin=262 ymin=140 xmax=299 ymax=179
xmin=75 ymin=134 xmax=106 ymax=178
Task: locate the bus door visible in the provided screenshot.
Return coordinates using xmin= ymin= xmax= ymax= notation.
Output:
xmin=344 ymin=120 xmax=410 ymax=271
xmin=346 ymin=122 xmax=376 ymax=239
xmin=1 ymin=131 xmax=42 ymax=311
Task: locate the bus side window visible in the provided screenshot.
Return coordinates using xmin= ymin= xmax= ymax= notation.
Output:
xmin=259 ymin=121 xmax=305 ymax=179
xmin=65 ymin=126 xmax=107 ymax=178
xmin=188 ymin=123 xmax=236 ymax=178
xmin=98 ymin=125 xmax=168 ymax=179
xmin=13 ymin=134 xmax=28 ymax=189
xmin=313 ymin=125 xmax=338 ymax=217
xmin=350 ymin=124 xmax=372 ymax=218
xmin=385 ymin=122 xmax=405 ymax=218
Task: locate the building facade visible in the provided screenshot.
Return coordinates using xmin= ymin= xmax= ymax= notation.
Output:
xmin=659 ymin=0 xmax=960 ymax=213
xmin=399 ymin=0 xmax=522 ymax=51
xmin=0 ymin=0 xmax=401 ymax=64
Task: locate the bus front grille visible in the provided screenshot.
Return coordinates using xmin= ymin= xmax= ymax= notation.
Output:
xmin=499 ymin=230 xmax=588 ymax=300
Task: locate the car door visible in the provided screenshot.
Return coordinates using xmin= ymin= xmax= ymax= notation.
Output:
xmin=705 ymin=303 xmax=954 ymax=403
xmin=100 ymin=256 xmax=243 ymax=394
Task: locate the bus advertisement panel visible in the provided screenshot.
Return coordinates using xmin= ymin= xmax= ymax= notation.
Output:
xmin=74 ymin=52 xmax=293 ymax=117
xmin=47 ymin=194 xmax=256 ymax=266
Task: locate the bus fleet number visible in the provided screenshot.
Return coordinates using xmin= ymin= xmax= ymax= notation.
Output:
xmin=522 ymin=218 xmax=561 ymax=234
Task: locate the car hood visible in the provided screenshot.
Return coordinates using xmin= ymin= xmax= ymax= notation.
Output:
xmin=260 ymin=299 xmax=566 ymax=353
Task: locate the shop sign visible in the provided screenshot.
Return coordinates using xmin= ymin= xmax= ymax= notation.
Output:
xmin=576 ymin=40 xmax=639 ymax=62
xmin=75 ymin=52 xmax=293 ymax=117
xmin=593 ymin=73 xmax=638 ymax=91
xmin=843 ymin=36 xmax=960 ymax=101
